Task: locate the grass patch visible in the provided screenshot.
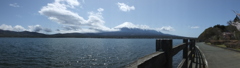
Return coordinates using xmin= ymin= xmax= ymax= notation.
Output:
xmin=233 ymin=48 xmax=240 ymax=51
xmin=216 ymin=44 xmax=240 ymax=51
xmin=206 ymin=42 xmax=240 ymax=52
xmin=206 ymin=43 xmax=211 ymax=45
xmin=216 ymin=44 xmax=226 ymax=48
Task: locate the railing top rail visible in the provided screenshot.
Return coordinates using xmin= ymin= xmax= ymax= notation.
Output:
xmin=172 ymin=43 xmax=187 ymax=56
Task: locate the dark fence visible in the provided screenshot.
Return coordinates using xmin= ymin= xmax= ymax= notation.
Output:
xmin=126 ymin=39 xmax=207 ymax=68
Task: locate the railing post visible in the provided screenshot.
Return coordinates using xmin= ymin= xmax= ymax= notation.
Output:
xmin=156 ymin=39 xmax=161 ymax=51
xmin=189 ymin=39 xmax=195 ymax=68
xmin=192 ymin=39 xmax=196 ymax=62
xmin=160 ymin=39 xmax=173 ymax=68
xmin=183 ymin=39 xmax=188 ymax=68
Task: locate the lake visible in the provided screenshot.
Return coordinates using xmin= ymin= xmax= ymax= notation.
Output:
xmin=0 ymin=38 xmax=183 ymax=68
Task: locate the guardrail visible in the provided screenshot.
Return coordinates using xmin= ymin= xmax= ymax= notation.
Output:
xmin=126 ymin=39 xmax=207 ymax=68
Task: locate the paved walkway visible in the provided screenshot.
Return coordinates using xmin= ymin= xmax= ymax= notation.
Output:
xmin=196 ymin=42 xmax=240 ymax=68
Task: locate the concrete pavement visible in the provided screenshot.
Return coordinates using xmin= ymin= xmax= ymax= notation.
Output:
xmin=196 ymin=42 xmax=240 ymax=68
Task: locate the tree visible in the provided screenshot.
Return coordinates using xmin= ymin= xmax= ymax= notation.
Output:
xmin=227 ymin=20 xmax=237 ymax=26
xmin=234 ymin=15 xmax=240 ymax=22
xmin=198 ymin=27 xmax=222 ymax=41
xmin=213 ymin=24 xmax=226 ymax=32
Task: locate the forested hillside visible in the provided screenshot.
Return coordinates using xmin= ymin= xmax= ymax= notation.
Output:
xmin=198 ymin=15 xmax=240 ymax=41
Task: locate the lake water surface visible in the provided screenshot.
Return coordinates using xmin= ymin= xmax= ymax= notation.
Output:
xmin=0 ymin=38 xmax=183 ymax=68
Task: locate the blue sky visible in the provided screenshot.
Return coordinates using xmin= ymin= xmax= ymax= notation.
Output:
xmin=0 ymin=0 xmax=240 ymax=37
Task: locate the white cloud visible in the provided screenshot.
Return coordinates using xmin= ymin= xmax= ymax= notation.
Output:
xmin=39 ymin=0 xmax=86 ymax=26
xmin=37 ymin=0 xmax=174 ymax=33
xmin=28 ymin=25 xmax=43 ymax=32
xmin=57 ymin=28 xmax=98 ymax=33
xmin=62 ymin=25 xmax=81 ymax=31
xmin=158 ymin=26 xmax=175 ymax=31
xmin=55 ymin=0 xmax=80 ymax=8
xmin=9 ymin=3 xmax=20 ymax=7
xmin=117 ymin=2 xmax=135 ymax=12
xmin=114 ymin=22 xmax=174 ymax=32
xmin=0 ymin=24 xmax=14 ymax=30
xmin=0 ymin=24 xmax=25 ymax=32
xmin=28 ymin=25 xmax=53 ymax=33
xmin=190 ymin=26 xmax=199 ymax=29
xmin=0 ymin=24 xmax=52 ymax=33
xmin=97 ymin=8 xmax=104 ymax=12
xmin=39 ymin=0 xmax=116 ymax=33
xmin=14 ymin=25 xmax=26 ymax=31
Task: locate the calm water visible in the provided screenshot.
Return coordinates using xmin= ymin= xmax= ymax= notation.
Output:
xmin=0 ymin=38 xmax=183 ymax=68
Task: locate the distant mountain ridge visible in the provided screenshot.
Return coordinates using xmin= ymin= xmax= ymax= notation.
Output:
xmin=0 ymin=28 xmax=188 ymax=38
xmin=96 ymin=28 xmax=174 ymax=37
xmin=0 ymin=29 xmax=46 ymax=37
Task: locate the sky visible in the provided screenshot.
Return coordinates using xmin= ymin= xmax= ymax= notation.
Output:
xmin=0 ymin=0 xmax=240 ymax=37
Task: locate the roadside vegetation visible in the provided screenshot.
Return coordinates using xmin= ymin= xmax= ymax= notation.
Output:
xmin=198 ymin=15 xmax=240 ymax=51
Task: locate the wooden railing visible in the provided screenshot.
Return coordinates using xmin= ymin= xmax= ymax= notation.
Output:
xmin=126 ymin=39 xmax=207 ymax=68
